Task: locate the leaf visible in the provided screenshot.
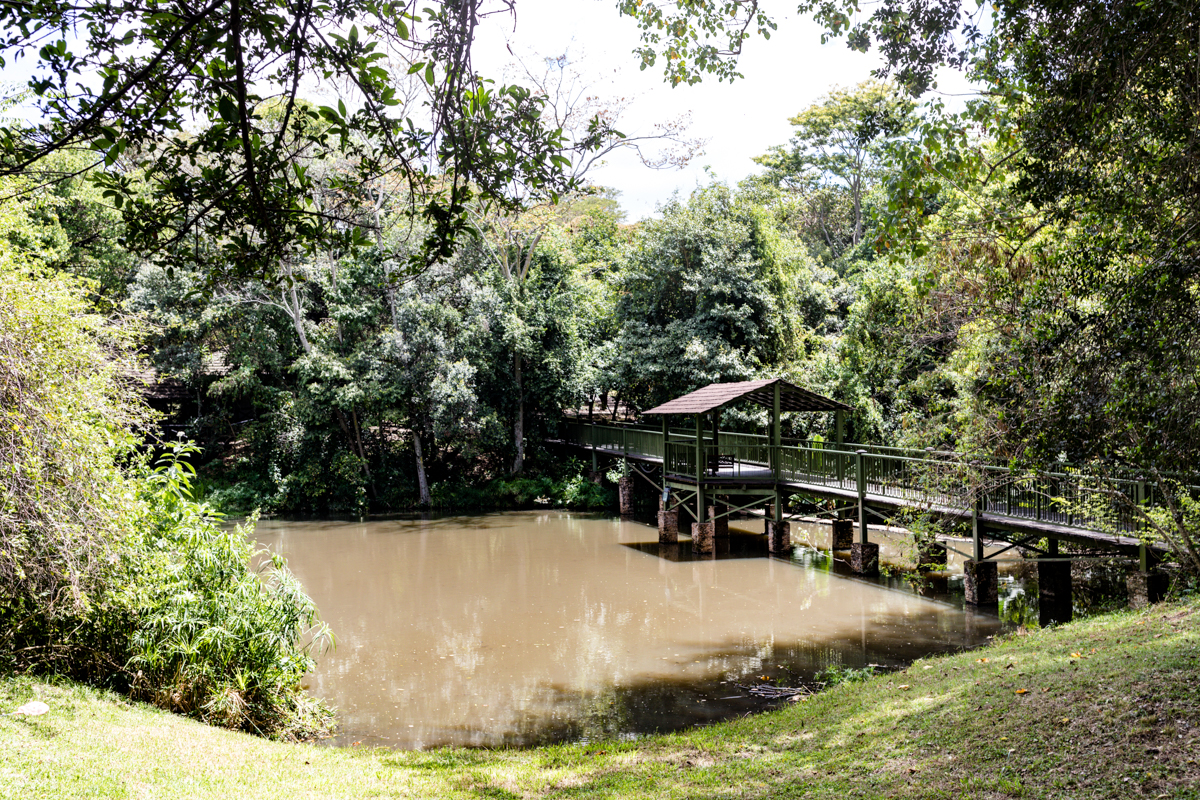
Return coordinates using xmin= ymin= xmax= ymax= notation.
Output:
xmin=1014 ymin=688 xmax=1029 ymax=695
xmin=898 ymin=684 xmax=911 ymax=690
xmin=217 ymin=96 xmax=239 ymax=124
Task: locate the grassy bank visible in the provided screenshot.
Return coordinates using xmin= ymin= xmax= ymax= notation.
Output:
xmin=3 ymin=599 xmax=1199 ymax=800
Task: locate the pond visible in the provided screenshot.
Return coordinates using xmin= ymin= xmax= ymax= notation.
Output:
xmin=253 ymin=511 xmax=1010 ymax=750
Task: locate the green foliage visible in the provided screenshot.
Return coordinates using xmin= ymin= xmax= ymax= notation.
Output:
xmin=0 ymin=256 xmax=331 ymax=740
xmin=755 ymin=80 xmax=915 ymax=250
xmin=1 ymin=1 xmax=578 ymax=281
xmin=814 ymin=663 xmax=877 ymax=687
xmin=429 ymin=464 xmax=615 ymax=513
xmin=0 ymin=255 xmax=148 ymax=628
xmin=128 ymin=447 xmax=333 ymax=740
xmin=605 ymin=181 xmax=832 ymax=414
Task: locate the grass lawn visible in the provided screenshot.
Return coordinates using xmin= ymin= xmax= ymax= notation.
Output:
xmin=3 ymin=598 xmax=1199 ymax=799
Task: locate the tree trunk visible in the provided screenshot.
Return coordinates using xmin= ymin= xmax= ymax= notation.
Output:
xmin=414 ymin=430 xmax=431 ymax=507
xmin=851 ymin=175 xmax=863 ymax=246
xmin=512 ymin=355 xmax=524 ymax=475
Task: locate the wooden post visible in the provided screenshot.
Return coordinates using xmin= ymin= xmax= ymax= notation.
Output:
xmin=972 ymin=494 xmax=985 ymax=562
xmin=772 ymin=382 xmax=782 ymax=520
xmin=695 ymin=413 xmax=705 ymax=522
xmin=855 ymin=449 xmax=867 ymax=544
xmin=590 ymin=423 xmax=598 ymax=474
xmin=705 ymin=407 xmax=715 ymax=470
xmin=661 ymin=416 xmax=669 ymax=466
xmin=835 ymin=410 xmax=844 ymax=446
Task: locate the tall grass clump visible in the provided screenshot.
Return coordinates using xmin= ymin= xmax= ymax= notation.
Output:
xmin=0 ymin=261 xmax=331 ymax=740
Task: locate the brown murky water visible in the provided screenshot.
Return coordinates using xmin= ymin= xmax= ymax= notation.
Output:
xmin=254 ymin=512 xmax=1006 ymax=749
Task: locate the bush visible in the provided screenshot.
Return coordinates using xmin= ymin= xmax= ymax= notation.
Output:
xmin=127 ymin=447 xmax=333 ymax=739
xmin=0 ymin=263 xmax=332 ymax=740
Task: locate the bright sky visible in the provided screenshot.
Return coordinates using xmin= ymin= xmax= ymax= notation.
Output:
xmin=473 ymin=1 xmax=974 ymax=221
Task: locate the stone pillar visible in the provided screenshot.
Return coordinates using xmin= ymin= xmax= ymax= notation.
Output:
xmin=767 ymin=520 xmax=791 ymax=553
xmin=1127 ymin=570 xmax=1169 ymax=609
xmin=692 ymin=522 xmax=715 ymax=554
xmin=963 ymin=559 xmax=999 ymax=605
xmin=916 ymin=539 xmax=947 ymax=569
xmin=831 ymin=519 xmax=854 ymax=549
xmin=618 ymin=475 xmax=634 ymax=517
xmin=850 ymin=542 xmax=879 ymax=575
xmin=658 ymin=510 xmax=679 ymax=544
xmin=708 ymin=504 xmax=729 ymax=537
xmin=1037 ymin=560 xmax=1073 ymax=625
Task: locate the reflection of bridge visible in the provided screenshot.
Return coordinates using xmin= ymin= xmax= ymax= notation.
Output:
xmin=555 ymin=379 xmax=1192 ymax=623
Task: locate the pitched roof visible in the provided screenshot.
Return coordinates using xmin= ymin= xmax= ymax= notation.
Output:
xmin=642 ymin=379 xmax=851 ymax=415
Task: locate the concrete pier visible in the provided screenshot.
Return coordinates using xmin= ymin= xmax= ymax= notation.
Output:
xmin=1037 ymin=560 xmax=1073 ymax=625
xmin=850 ymin=542 xmax=879 ymax=575
xmin=708 ymin=504 xmax=729 ymax=537
xmin=916 ymin=539 xmax=947 ymax=569
xmin=657 ymin=510 xmax=679 ymax=544
xmin=1127 ymin=570 xmax=1168 ymax=609
xmin=832 ymin=519 xmax=853 ymax=549
xmin=767 ymin=520 xmax=791 ymax=553
xmin=964 ymin=559 xmax=999 ymax=605
xmin=618 ymin=476 xmax=634 ymax=517
xmin=692 ymin=522 xmax=715 ymax=554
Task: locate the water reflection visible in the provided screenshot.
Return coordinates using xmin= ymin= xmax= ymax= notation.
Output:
xmin=254 ymin=512 xmax=1006 ymax=750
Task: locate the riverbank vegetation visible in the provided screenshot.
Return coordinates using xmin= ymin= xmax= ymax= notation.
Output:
xmin=0 ymin=258 xmax=330 ymax=740
xmin=3 ymin=597 xmax=1197 ymax=798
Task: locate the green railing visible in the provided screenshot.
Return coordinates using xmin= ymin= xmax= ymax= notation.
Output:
xmin=559 ymin=420 xmax=1199 ymax=537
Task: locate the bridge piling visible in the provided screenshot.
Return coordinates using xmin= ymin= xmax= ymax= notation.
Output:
xmin=658 ymin=510 xmax=679 ymax=544
xmin=692 ymin=521 xmax=715 ymax=554
xmin=832 ymin=519 xmax=853 ymax=549
xmin=964 ymin=560 xmax=999 ymax=605
xmin=851 ymin=542 xmax=879 ymax=575
xmin=709 ymin=503 xmax=729 ymax=537
xmin=1037 ymin=562 xmax=1073 ymax=625
xmin=916 ymin=538 xmax=947 ymax=569
xmin=618 ymin=475 xmax=634 ymax=518
xmin=1127 ymin=570 xmax=1168 ymax=609
xmin=767 ymin=520 xmax=791 ymax=553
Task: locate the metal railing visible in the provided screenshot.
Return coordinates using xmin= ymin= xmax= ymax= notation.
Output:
xmin=559 ymin=420 xmax=1199 ymax=538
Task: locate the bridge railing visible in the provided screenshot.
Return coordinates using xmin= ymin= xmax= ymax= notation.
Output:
xmin=559 ymin=418 xmax=1199 ymax=538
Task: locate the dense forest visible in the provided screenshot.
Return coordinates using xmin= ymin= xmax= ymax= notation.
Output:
xmin=3 ymin=0 xmax=1200 ymax=738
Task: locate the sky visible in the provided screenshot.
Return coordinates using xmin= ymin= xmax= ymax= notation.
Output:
xmin=472 ymin=1 xmax=975 ymax=221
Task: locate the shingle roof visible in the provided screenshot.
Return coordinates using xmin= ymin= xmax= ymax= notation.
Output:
xmin=642 ymin=379 xmax=850 ymax=415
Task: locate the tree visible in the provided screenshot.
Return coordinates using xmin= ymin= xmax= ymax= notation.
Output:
xmin=0 ymin=1 xmax=577 ymax=283
xmin=622 ymin=0 xmax=1200 ymax=473
xmin=606 ymin=181 xmax=830 ymax=413
xmin=472 ymin=51 xmax=703 ymax=473
xmin=754 ymin=81 xmax=914 ymax=249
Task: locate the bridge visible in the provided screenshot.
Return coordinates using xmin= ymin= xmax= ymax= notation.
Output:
xmin=555 ymin=379 xmax=1191 ymax=623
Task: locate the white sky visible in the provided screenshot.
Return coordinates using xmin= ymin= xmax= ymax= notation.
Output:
xmin=473 ymin=0 xmax=976 ymax=221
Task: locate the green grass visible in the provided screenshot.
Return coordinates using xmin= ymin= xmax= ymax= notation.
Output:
xmin=3 ymin=599 xmax=1200 ymax=799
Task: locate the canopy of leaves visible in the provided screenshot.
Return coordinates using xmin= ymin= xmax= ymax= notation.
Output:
xmin=0 ymin=1 xmax=578 ymax=282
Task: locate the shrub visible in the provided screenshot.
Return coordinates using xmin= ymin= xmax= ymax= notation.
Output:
xmin=128 ymin=447 xmax=333 ymax=739
xmin=0 ymin=263 xmax=332 ymax=740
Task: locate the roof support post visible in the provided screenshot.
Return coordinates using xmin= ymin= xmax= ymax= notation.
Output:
xmin=661 ymin=415 xmax=669 ymax=464
xmin=773 ymin=382 xmax=782 ymax=520
xmin=694 ymin=413 xmax=705 ymax=522
xmin=835 ymin=410 xmax=844 ymax=446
